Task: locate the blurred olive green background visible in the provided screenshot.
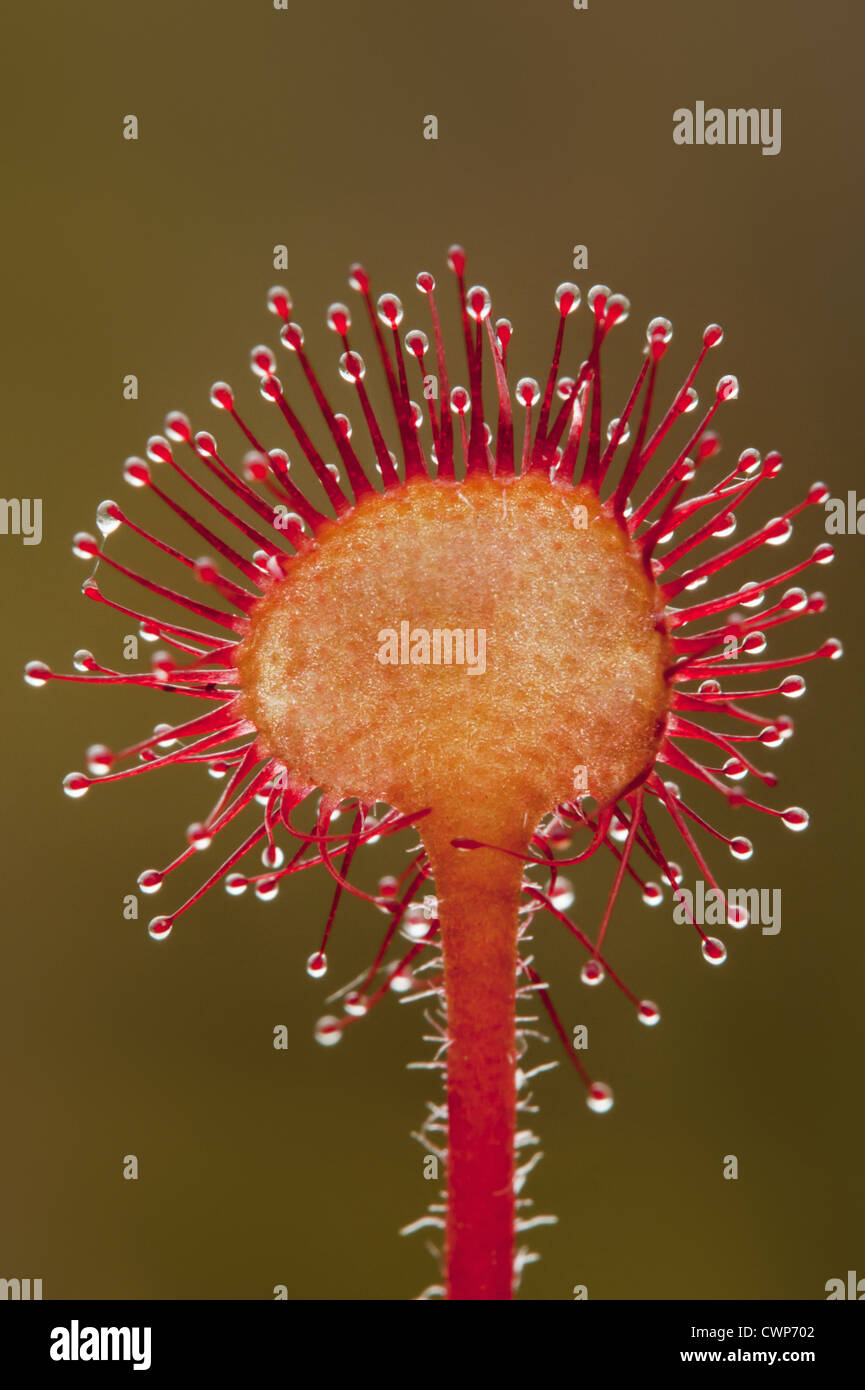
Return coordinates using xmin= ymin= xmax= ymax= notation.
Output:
xmin=2 ymin=0 xmax=863 ymax=1300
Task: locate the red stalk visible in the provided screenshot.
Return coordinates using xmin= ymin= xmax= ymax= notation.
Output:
xmin=427 ymin=833 xmax=524 ymax=1301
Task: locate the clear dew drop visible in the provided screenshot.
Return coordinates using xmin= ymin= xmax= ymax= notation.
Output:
xmin=580 ymin=960 xmax=605 ymax=987
xmin=186 ymin=822 xmax=212 ymax=851
xmin=315 ymin=1015 xmax=342 ymax=1047
xmin=405 ymin=328 xmax=428 ymax=356
xmin=164 ymin=411 xmax=191 ymax=442
xmin=225 ymin=874 xmax=247 ymax=896
xmin=716 ymin=374 xmax=739 ymax=402
xmin=712 ymin=512 xmax=737 ymax=539
xmin=25 ymin=660 xmax=51 ymax=687
xmin=781 ymin=676 xmax=806 ymax=699
xmin=766 ymin=516 xmax=793 ymax=546
xmin=209 ymin=382 xmax=234 ymax=411
xmin=250 ymin=345 xmax=277 ymax=378
xmin=782 ymin=806 xmax=809 ymax=832
xmin=63 ymin=772 xmax=89 ymax=798
xmin=701 ymin=936 xmax=727 ymax=965
xmin=550 ymin=878 xmax=575 ymax=911
xmin=338 ymin=351 xmax=365 ymax=383
xmin=343 ymin=991 xmax=368 ymax=1018
xmin=362 ymin=815 xmax=381 ymax=845
xmin=586 ymin=1082 xmax=614 ymax=1114
xmin=72 ymin=533 xmax=99 ymax=560
xmin=605 ymin=293 xmax=630 ymax=323
xmin=153 ymin=724 xmax=178 ymax=749
xmin=255 ymin=876 xmax=279 ymax=902
xmin=555 ymin=282 xmax=580 ymax=315
xmin=148 ymin=916 xmax=173 ymax=941
xmin=544 ymin=817 xmax=573 ymax=850
xmin=781 ymin=587 xmax=808 ymax=614
xmin=402 ymin=904 xmax=431 ymax=941
xmin=723 ymin=758 xmax=748 ymax=782
xmin=737 ymin=581 xmax=765 ymax=608
xmin=729 ymin=836 xmax=754 ymax=861
xmin=280 ymin=322 xmax=304 ymax=352
xmin=467 ymin=284 xmax=495 ymax=322
xmin=638 ymin=1000 xmax=661 ymax=1027
xmin=326 ymin=302 xmax=350 ymax=334
xmin=145 ymin=436 xmax=172 ymax=464
xmin=726 ymin=901 xmax=749 ymax=929
xmin=194 ymin=431 xmax=217 ymax=457
xmin=647 ymin=316 xmax=673 ymax=346
xmin=96 ymin=500 xmax=122 ymax=537
xmin=642 ymin=882 xmax=663 ymax=907
xmin=261 ymin=844 xmax=284 ymax=870
xmin=269 ymin=447 xmax=291 ymax=475
xmin=306 ymin=951 xmax=328 ymax=979
xmin=606 ymin=417 xmax=630 ymax=445
xmin=377 ymin=293 xmax=404 ymax=327
xmin=737 ymin=447 xmax=762 ymax=476
xmin=259 ymin=375 xmax=282 ymax=402
xmin=759 ymin=725 xmax=783 ymax=748
xmin=123 ymin=456 xmax=150 ymax=487
xmin=137 ymin=869 xmax=163 ymax=894
xmin=267 ymin=286 xmax=292 ymax=319
xmin=151 ymin=651 xmax=175 ymax=681
xmin=516 ymin=377 xmax=540 ymax=407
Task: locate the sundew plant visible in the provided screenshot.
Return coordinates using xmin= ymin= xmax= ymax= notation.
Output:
xmin=28 ymin=247 xmax=839 ymax=1300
